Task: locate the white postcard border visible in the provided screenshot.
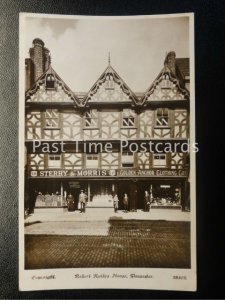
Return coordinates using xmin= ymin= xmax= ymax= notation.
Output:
xmin=19 ymin=12 xmax=196 ymax=292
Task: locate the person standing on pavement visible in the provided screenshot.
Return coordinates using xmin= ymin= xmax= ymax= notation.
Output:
xmin=79 ymin=190 xmax=87 ymax=213
xmin=29 ymin=190 xmax=38 ymax=214
xmin=67 ymin=193 xmax=75 ymax=211
xmin=113 ymin=194 xmax=119 ymax=212
xmin=123 ymin=193 xmax=129 ymax=212
xmin=144 ymin=191 xmax=150 ymax=212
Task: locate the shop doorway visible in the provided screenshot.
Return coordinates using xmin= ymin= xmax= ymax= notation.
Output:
xmin=137 ymin=181 xmax=152 ymax=210
xmin=117 ymin=181 xmax=138 ymax=211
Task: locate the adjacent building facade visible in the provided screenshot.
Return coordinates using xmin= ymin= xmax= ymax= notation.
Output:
xmin=25 ymin=38 xmax=190 ymax=212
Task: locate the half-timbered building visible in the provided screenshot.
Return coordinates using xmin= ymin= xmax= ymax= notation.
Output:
xmin=25 ymin=38 xmax=190 ymax=212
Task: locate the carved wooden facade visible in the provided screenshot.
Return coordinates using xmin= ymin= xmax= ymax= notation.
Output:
xmin=25 ymin=63 xmax=189 ymax=171
xmin=25 ymin=41 xmax=190 ymax=210
xmin=26 ymin=108 xmax=188 ymax=140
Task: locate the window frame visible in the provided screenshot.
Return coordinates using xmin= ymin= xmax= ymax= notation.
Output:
xmin=122 ymin=109 xmax=136 ymax=128
xmin=46 ymin=74 xmax=56 ymax=91
xmin=153 ymin=153 xmax=167 ymax=168
xmin=121 ymin=152 xmax=134 ymax=168
xmin=86 ymin=153 xmax=99 ymax=168
xmin=161 ymin=74 xmax=172 ymax=90
xmin=48 ymin=154 xmax=61 ymax=169
xmin=84 ymin=109 xmax=98 ymax=128
xmin=155 ymin=108 xmax=170 ymax=128
xmin=44 ymin=109 xmax=60 ymax=129
xmin=105 ymin=74 xmax=115 ymax=90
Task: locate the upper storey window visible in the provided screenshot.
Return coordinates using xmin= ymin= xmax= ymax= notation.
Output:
xmin=46 ymin=74 xmax=56 ymax=90
xmin=48 ymin=154 xmax=61 ymax=168
xmin=84 ymin=110 xmax=98 ymax=128
xmin=153 ymin=154 xmax=166 ymax=168
xmin=86 ymin=154 xmax=99 ymax=168
xmin=45 ymin=109 xmax=59 ymax=128
xmin=121 ymin=152 xmax=134 ymax=168
xmin=155 ymin=108 xmax=169 ymax=127
xmin=122 ymin=109 xmax=135 ymax=127
xmin=105 ymin=74 xmax=114 ymax=90
xmin=161 ymin=74 xmax=171 ymax=89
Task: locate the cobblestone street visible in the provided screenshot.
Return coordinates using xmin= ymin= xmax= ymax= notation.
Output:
xmin=25 ymin=220 xmax=190 ymax=269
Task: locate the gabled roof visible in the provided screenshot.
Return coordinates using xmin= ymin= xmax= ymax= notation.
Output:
xmin=25 ymin=66 xmax=80 ymax=106
xmin=81 ymin=64 xmax=139 ymax=107
xmin=141 ymin=66 xmax=189 ymax=104
xmin=141 ymin=52 xmax=190 ymax=104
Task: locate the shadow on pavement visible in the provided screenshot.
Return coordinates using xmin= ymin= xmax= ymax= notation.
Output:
xmin=25 ymin=221 xmax=42 ymax=227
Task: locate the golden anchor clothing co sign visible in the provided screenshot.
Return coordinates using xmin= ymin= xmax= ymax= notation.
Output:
xmin=30 ymin=168 xmax=188 ymax=178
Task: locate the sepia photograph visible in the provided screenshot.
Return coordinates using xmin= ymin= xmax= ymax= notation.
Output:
xmin=19 ymin=12 xmax=196 ymax=291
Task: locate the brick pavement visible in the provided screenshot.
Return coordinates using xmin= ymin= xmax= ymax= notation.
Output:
xmin=25 ymin=220 xmax=190 ymax=269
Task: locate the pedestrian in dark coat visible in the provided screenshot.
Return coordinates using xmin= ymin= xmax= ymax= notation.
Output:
xmin=123 ymin=193 xmax=129 ymax=212
xmin=67 ymin=193 xmax=75 ymax=211
xmin=144 ymin=191 xmax=150 ymax=212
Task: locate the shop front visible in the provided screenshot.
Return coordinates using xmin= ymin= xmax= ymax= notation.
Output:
xmin=28 ymin=168 xmax=189 ymax=211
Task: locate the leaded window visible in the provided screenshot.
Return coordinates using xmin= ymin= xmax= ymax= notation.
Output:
xmin=122 ymin=109 xmax=135 ymax=127
xmin=155 ymin=108 xmax=169 ymax=127
xmin=153 ymin=154 xmax=166 ymax=168
xmin=161 ymin=74 xmax=171 ymax=89
xmin=45 ymin=109 xmax=59 ymax=128
xmin=46 ymin=74 xmax=56 ymax=90
xmin=84 ymin=110 xmax=98 ymax=128
xmin=86 ymin=154 xmax=99 ymax=168
xmin=48 ymin=154 xmax=61 ymax=168
xmin=105 ymin=74 xmax=114 ymax=90
xmin=121 ymin=152 xmax=134 ymax=168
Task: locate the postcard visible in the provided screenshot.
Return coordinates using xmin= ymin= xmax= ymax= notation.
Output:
xmin=19 ymin=12 xmax=196 ymax=291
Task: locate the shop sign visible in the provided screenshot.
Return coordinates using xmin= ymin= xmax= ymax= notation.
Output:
xmin=69 ymin=182 xmax=81 ymax=188
xmin=30 ymin=168 xmax=188 ymax=178
xmin=30 ymin=169 xmax=117 ymax=178
xmin=117 ymin=169 xmax=187 ymax=177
